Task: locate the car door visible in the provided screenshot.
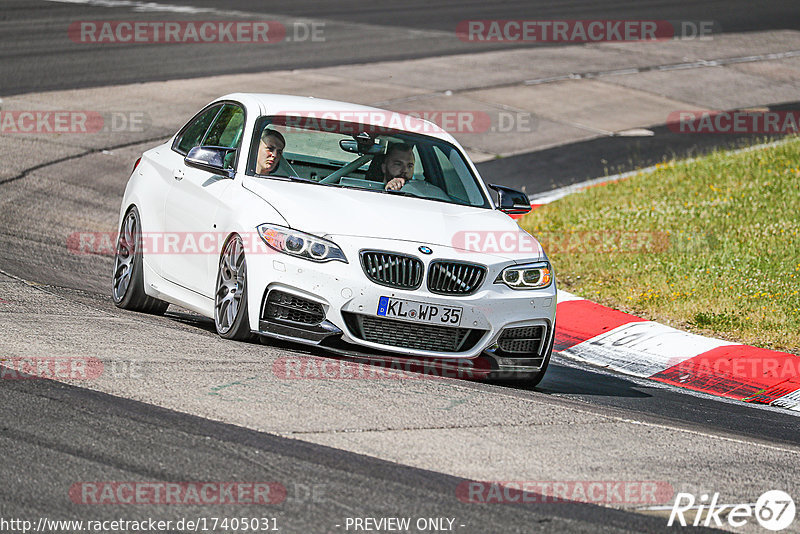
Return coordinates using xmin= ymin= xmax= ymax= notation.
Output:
xmin=147 ymin=104 xmax=221 ymax=276
xmin=162 ymin=103 xmax=245 ymax=297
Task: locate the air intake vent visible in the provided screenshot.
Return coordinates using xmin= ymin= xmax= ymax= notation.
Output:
xmin=497 ymin=325 xmax=545 ymax=355
xmin=360 ymin=250 xmax=423 ymax=290
xmin=263 ymin=290 xmax=324 ymax=326
xmin=342 ymin=312 xmax=485 ymax=353
xmin=427 ymin=261 xmax=486 ymax=295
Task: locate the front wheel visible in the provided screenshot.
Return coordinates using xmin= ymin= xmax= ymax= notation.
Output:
xmin=523 ymin=343 xmax=553 ymax=387
xmin=111 ymin=206 xmax=168 ymax=314
xmin=214 ymin=235 xmax=254 ymax=341
xmin=522 ymin=321 xmax=556 ymax=386
xmin=492 ymin=322 xmax=555 ymax=386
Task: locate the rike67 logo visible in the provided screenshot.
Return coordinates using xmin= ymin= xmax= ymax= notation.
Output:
xmin=668 ymin=490 xmax=795 ymax=531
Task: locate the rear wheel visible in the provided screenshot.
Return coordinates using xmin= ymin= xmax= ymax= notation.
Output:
xmin=111 ymin=206 xmax=168 ymax=314
xmin=214 ymin=235 xmax=254 ymax=341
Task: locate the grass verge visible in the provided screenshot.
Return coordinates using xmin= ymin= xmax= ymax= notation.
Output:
xmin=519 ymin=138 xmax=800 ymax=355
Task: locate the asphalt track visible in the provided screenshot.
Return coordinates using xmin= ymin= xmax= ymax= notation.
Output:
xmin=477 ymin=121 xmax=793 ymax=193
xmin=2 ymin=2 xmax=800 ymax=533
xmin=2 ymin=378 xmax=689 ymax=534
xmin=1 ymin=0 xmax=799 ymax=95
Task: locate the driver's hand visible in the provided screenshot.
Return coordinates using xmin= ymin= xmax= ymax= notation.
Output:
xmin=385 ymin=177 xmax=406 ymax=191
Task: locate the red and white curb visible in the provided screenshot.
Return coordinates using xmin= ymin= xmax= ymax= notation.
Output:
xmin=522 ymin=139 xmax=799 ymax=411
xmin=554 ymin=290 xmax=800 ymax=411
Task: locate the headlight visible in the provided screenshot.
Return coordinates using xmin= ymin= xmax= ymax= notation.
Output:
xmin=257 ymin=224 xmax=347 ymax=263
xmin=495 ymin=261 xmax=552 ymax=290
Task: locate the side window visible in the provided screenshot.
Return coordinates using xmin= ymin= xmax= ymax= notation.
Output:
xmin=432 ymin=145 xmax=469 ymax=202
xmin=175 ymin=105 xmax=222 ymax=155
xmin=203 ymin=105 xmax=245 ymax=150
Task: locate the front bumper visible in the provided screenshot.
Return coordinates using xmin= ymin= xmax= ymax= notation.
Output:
xmin=246 ymin=237 xmax=557 ymax=370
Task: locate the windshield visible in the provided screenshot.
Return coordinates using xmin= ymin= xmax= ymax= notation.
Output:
xmin=246 ymin=115 xmax=491 ymax=208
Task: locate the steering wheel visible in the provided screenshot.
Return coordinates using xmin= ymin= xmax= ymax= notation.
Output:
xmin=400 ymin=180 xmax=451 ymax=201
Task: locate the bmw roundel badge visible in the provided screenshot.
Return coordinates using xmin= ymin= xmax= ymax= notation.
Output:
xmin=419 ymin=246 xmax=432 ymax=254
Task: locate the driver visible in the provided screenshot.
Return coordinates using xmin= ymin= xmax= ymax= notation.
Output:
xmin=381 ymin=143 xmax=415 ymax=191
xmin=255 ymin=128 xmax=286 ymax=175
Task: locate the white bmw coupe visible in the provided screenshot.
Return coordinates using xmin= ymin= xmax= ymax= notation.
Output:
xmin=112 ymin=94 xmax=556 ymax=383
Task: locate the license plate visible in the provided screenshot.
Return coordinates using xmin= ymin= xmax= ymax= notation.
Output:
xmin=377 ymin=296 xmax=462 ymax=326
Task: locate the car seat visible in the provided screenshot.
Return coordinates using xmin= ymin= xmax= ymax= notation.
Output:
xmin=364 ymin=154 xmax=385 ymax=182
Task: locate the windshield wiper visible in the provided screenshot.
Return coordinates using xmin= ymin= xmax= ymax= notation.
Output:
xmin=259 ymin=174 xmax=316 ymax=183
xmin=284 ymin=175 xmax=315 ymax=183
xmin=381 ymin=189 xmax=416 ymax=197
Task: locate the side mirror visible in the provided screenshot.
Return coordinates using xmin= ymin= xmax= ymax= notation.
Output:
xmin=488 ymin=184 xmax=531 ymax=215
xmin=185 ymin=146 xmax=236 ymax=178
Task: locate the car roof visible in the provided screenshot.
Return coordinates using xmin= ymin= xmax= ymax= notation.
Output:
xmin=216 ymin=92 xmax=454 ymax=142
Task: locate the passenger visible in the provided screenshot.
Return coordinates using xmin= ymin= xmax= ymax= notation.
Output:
xmin=255 ymin=128 xmax=286 ymax=175
xmin=381 ymin=143 xmax=415 ymax=191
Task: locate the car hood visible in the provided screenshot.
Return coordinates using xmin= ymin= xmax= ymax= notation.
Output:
xmin=242 ymin=176 xmax=545 ymax=261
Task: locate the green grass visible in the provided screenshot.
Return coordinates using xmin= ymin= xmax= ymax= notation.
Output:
xmin=519 ymin=138 xmax=800 ymax=355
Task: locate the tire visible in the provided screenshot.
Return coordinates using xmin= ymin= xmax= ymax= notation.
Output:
xmin=523 ymin=342 xmax=553 ymax=387
xmin=112 ymin=206 xmax=169 ymax=314
xmin=492 ymin=321 xmax=555 ymax=386
xmin=214 ymin=234 xmax=254 ymax=341
xmin=523 ymin=320 xmax=556 ymax=386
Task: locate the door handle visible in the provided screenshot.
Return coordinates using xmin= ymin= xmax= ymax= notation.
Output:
xmin=173 ymin=168 xmax=184 ymax=181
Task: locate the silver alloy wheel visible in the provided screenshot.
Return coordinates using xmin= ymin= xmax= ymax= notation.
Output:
xmin=112 ymin=209 xmax=138 ymax=302
xmin=215 ymin=236 xmax=246 ymax=334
